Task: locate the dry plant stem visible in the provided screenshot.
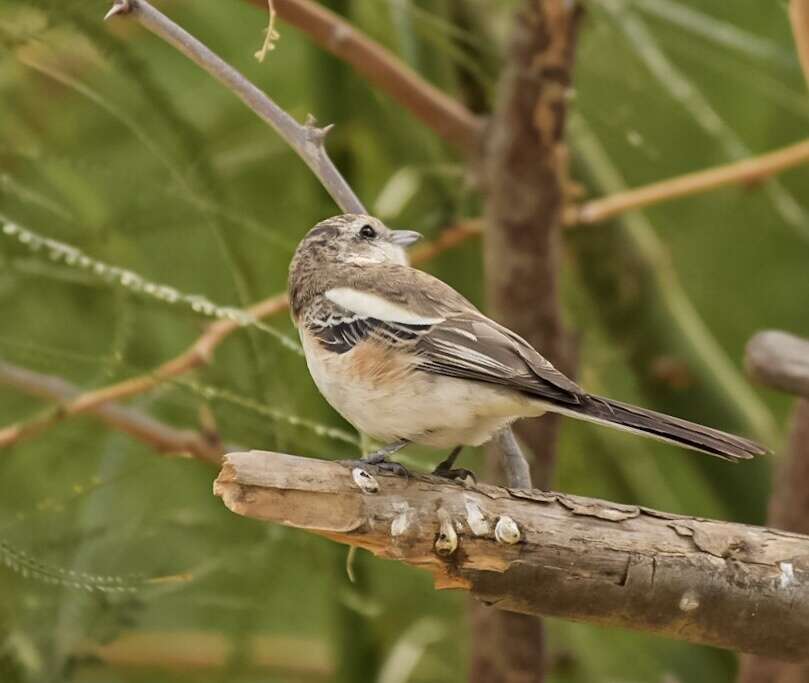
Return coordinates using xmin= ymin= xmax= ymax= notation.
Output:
xmin=791 ymin=0 xmax=809 ymax=92
xmin=105 ymin=0 xmax=364 ymax=214
xmin=246 ymin=0 xmax=483 ymax=152
xmin=215 ymin=450 xmax=809 ymax=661
xmin=745 ymin=330 xmax=809 ymax=399
xmin=567 ymin=138 xmax=809 ymax=226
xmin=77 ymin=630 xmax=332 ymax=678
xmin=0 ymin=362 xmax=225 ymax=463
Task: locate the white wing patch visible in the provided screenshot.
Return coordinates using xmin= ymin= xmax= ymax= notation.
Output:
xmin=325 ymin=287 xmax=443 ymax=325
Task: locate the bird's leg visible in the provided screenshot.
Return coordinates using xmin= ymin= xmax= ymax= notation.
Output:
xmin=494 ymin=427 xmax=532 ymax=489
xmin=360 ymin=439 xmax=410 ymax=477
xmin=432 ymin=446 xmax=476 ymax=483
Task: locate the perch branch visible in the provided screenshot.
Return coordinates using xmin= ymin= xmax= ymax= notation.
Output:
xmin=745 ymin=330 xmax=809 ymax=399
xmin=0 ymin=362 xmax=226 ymax=463
xmin=215 ymin=450 xmax=809 ymax=661
xmin=246 ymin=0 xmax=483 ymax=153
xmin=105 ymin=0 xmax=364 ymax=214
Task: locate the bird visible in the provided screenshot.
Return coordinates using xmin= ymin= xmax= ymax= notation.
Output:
xmin=288 ymin=213 xmax=767 ymax=481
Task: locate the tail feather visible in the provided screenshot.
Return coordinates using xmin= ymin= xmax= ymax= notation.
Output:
xmin=552 ymin=395 xmax=768 ymax=462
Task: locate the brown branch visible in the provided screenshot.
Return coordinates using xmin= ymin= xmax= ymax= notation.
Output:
xmin=744 ymin=330 xmax=809 ymax=399
xmin=247 ymin=0 xmax=484 ymax=153
xmin=791 ymin=0 xmax=809 ymax=92
xmin=105 ymin=0 xmax=364 ymax=214
xmin=215 ymin=450 xmax=809 ymax=661
xmin=76 ymin=630 xmax=331 ymax=678
xmin=565 ymin=138 xmax=809 ymax=227
xmin=0 ymin=362 xmax=226 ymax=464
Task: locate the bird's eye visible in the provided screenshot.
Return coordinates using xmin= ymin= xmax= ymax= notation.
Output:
xmin=359 ymin=224 xmax=377 ymax=239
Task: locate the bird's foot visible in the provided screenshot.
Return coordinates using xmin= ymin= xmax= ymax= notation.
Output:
xmin=431 ymin=446 xmax=475 ymax=483
xmin=354 ymin=440 xmax=411 ymax=478
xmin=431 ymin=463 xmax=476 ymax=484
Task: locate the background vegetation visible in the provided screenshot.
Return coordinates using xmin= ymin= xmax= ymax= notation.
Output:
xmin=1 ymin=0 xmax=807 ymax=681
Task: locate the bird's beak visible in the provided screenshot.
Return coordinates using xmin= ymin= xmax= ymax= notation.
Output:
xmin=390 ymin=229 xmax=422 ymax=247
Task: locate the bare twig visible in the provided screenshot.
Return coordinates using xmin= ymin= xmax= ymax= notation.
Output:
xmin=105 ymin=0 xmax=364 ymax=214
xmin=791 ymin=0 xmax=809 ymax=92
xmin=247 ymin=0 xmax=484 ymax=152
xmin=76 ymin=630 xmax=332 ymax=678
xmin=215 ymin=450 xmax=809 ymax=661
xmin=745 ymin=330 xmax=809 ymax=399
xmin=0 ymin=362 xmax=226 ymax=463
xmin=254 ymin=0 xmax=280 ymax=62
xmin=566 ymin=138 xmax=809 ymax=227
xmin=407 ymin=219 xmax=482 ymax=262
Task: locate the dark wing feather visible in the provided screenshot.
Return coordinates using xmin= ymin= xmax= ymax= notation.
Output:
xmin=303 ymin=296 xmax=431 ymax=354
xmin=416 ymin=314 xmax=584 ymax=405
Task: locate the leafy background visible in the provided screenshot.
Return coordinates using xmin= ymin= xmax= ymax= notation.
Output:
xmin=1 ymin=0 xmax=807 ymax=681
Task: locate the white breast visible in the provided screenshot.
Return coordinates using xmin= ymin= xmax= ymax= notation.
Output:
xmin=300 ymin=328 xmax=545 ymax=449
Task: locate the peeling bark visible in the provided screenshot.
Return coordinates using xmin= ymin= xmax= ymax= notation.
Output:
xmin=214 ymin=451 xmax=809 ymax=661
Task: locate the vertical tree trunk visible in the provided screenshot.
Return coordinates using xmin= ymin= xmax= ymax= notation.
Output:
xmin=473 ymin=2 xmax=582 ymax=681
xmin=737 ymin=399 xmax=809 ymax=683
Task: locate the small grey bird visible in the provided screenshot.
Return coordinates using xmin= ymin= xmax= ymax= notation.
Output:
xmin=288 ymin=213 xmax=766 ymax=479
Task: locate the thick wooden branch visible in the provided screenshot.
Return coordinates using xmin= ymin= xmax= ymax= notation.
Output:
xmin=745 ymin=330 xmax=809 ymax=399
xmin=214 ymin=450 xmax=809 ymax=661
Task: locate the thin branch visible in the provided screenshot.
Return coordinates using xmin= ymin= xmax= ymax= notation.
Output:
xmin=565 ymin=138 xmax=809 ymax=227
xmin=215 ymin=450 xmax=809 ymax=661
xmin=745 ymin=330 xmax=809 ymax=399
xmin=791 ymin=0 xmax=809 ymax=92
xmin=0 ymin=362 xmax=226 ymax=464
xmin=77 ymin=630 xmax=332 ymax=678
xmin=248 ymin=0 xmax=484 ymax=153
xmin=0 ymin=226 xmax=477 ymax=451
xmin=105 ymin=0 xmax=364 ymax=214
xmin=407 ymin=219 xmax=482 ymax=262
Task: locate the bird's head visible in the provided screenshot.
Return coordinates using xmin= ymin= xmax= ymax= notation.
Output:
xmin=293 ymin=214 xmax=422 ymax=269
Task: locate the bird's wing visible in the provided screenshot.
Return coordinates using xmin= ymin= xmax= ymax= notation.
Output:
xmin=415 ymin=312 xmax=583 ymax=404
xmin=304 ymin=265 xmax=584 ymax=405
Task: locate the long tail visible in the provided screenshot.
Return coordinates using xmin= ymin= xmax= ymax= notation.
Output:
xmin=550 ymin=395 xmax=768 ymax=462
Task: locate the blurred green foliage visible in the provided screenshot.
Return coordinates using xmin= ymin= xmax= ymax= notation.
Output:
xmin=0 ymin=0 xmax=807 ymax=681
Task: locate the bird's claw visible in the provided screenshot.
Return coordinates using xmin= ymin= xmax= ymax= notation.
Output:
xmin=432 ymin=465 xmax=476 ymax=484
xmin=356 ymin=452 xmax=411 ymax=478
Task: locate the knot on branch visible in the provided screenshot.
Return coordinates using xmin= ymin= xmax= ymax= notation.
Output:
xmin=104 ymin=0 xmax=132 ymax=21
xmin=304 ymin=114 xmax=334 ymax=148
